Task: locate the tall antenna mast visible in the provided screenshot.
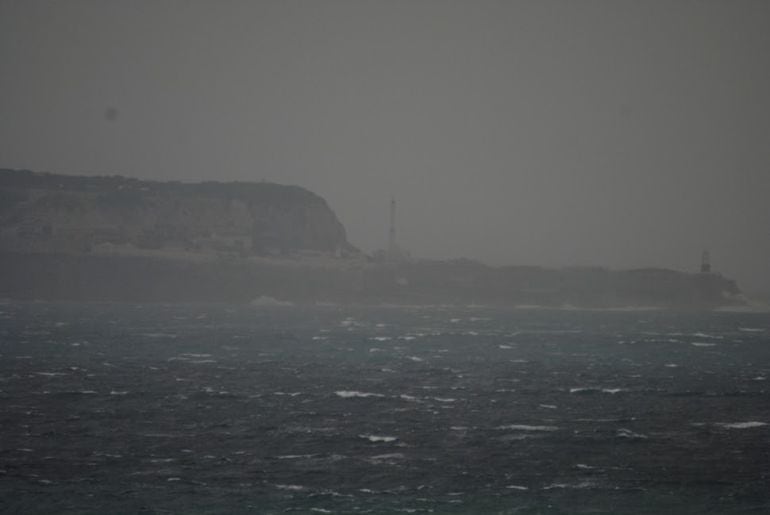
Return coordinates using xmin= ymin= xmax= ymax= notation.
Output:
xmin=700 ymin=249 xmax=711 ymax=274
xmin=388 ymin=197 xmax=397 ymax=258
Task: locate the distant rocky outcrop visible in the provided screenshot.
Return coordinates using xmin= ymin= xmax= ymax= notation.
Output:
xmin=0 ymin=169 xmax=356 ymax=258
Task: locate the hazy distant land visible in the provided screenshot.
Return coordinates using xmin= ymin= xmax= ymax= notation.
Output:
xmin=0 ymin=169 xmax=743 ymax=309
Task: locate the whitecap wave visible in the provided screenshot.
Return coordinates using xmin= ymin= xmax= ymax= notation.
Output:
xmin=543 ymin=481 xmax=596 ymax=490
xmin=717 ymin=421 xmax=766 ymax=429
xmin=359 ymin=434 xmax=398 ymax=442
xmin=275 ymin=484 xmax=305 ymax=491
xmin=617 ymin=428 xmax=647 ymax=439
xmin=569 ymin=387 xmax=624 ymax=394
xmin=496 ymin=424 xmax=559 ymax=431
xmin=335 ymin=390 xmax=385 ymax=398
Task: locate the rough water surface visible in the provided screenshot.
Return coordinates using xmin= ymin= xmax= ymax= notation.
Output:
xmin=0 ymin=302 xmax=769 ymax=514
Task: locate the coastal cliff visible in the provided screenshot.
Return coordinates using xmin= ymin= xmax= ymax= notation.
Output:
xmin=0 ymin=170 xmax=743 ymax=309
xmin=0 ymin=169 xmax=355 ymax=258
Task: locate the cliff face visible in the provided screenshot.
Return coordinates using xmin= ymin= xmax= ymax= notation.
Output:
xmin=0 ymin=169 xmax=355 ymax=258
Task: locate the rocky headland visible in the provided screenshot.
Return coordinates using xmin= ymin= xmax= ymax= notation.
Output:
xmin=0 ymin=169 xmax=743 ymax=308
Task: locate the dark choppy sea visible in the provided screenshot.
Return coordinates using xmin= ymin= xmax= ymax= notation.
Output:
xmin=1 ymin=302 xmax=769 ymax=514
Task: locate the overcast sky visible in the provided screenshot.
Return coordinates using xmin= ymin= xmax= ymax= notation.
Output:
xmin=1 ymin=0 xmax=769 ymax=291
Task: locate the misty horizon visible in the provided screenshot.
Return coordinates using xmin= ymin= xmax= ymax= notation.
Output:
xmin=1 ymin=1 xmax=769 ymax=291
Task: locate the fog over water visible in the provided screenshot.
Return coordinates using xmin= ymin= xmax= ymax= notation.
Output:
xmin=1 ymin=1 xmax=769 ymax=291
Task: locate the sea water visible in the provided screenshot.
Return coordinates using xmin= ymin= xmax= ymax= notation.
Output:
xmin=0 ymin=302 xmax=768 ymax=514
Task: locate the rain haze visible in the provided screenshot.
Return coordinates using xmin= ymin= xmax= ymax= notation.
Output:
xmin=3 ymin=4 xmax=770 ymax=513
xmin=1 ymin=0 xmax=769 ymax=292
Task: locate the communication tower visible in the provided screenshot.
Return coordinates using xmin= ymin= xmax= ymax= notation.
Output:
xmin=700 ymin=250 xmax=711 ymax=274
xmin=388 ymin=197 xmax=397 ymax=259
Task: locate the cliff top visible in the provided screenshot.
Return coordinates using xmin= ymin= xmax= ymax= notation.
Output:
xmin=0 ymin=168 xmax=328 ymax=207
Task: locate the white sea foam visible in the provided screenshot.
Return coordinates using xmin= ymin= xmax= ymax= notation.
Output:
xmin=359 ymin=434 xmax=398 ymax=443
xmin=691 ymin=342 xmax=716 ymax=347
xmin=717 ymin=421 xmax=767 ymax=429
xmin=498 ymin=344 xmax=513 ymax=349
xmin=617 ymin=428 xmax=648 ymax=439
xmin=539 ymin=404 xmax=558 ymax=409
xmin=738 ymin=327 xmax=765 ymax=332
xmin=371 ymin=336 xmax=392 ymax=341
xmin=692 ymin=332 xmax=724 ymax=339
xmin=275 ymin=484 xmax=305 ymax=491
xmin=569 ymin=387 xmax=624 ymax=394
xmin=543 ymin=481 xmax=595 ymax=490
xmin=335 ymin=391 xmax=385 ymax=398
xmin=407 ymin=356 xmax=424 ymax=362
xmin=432 ymin=397 xmax=456 ymax=403
xmin=506 ymin=485 xmax=529 ymax=490
xmin=496 ymin=424 xmax=559 ymax=431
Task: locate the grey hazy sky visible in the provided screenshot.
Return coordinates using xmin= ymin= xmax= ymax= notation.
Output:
xmin=1 ymin=0 xmax=769 ymax=291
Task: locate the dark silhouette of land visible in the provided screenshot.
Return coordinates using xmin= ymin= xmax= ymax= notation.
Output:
xmin=0 ymin=170 xmax=742 ymax=308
